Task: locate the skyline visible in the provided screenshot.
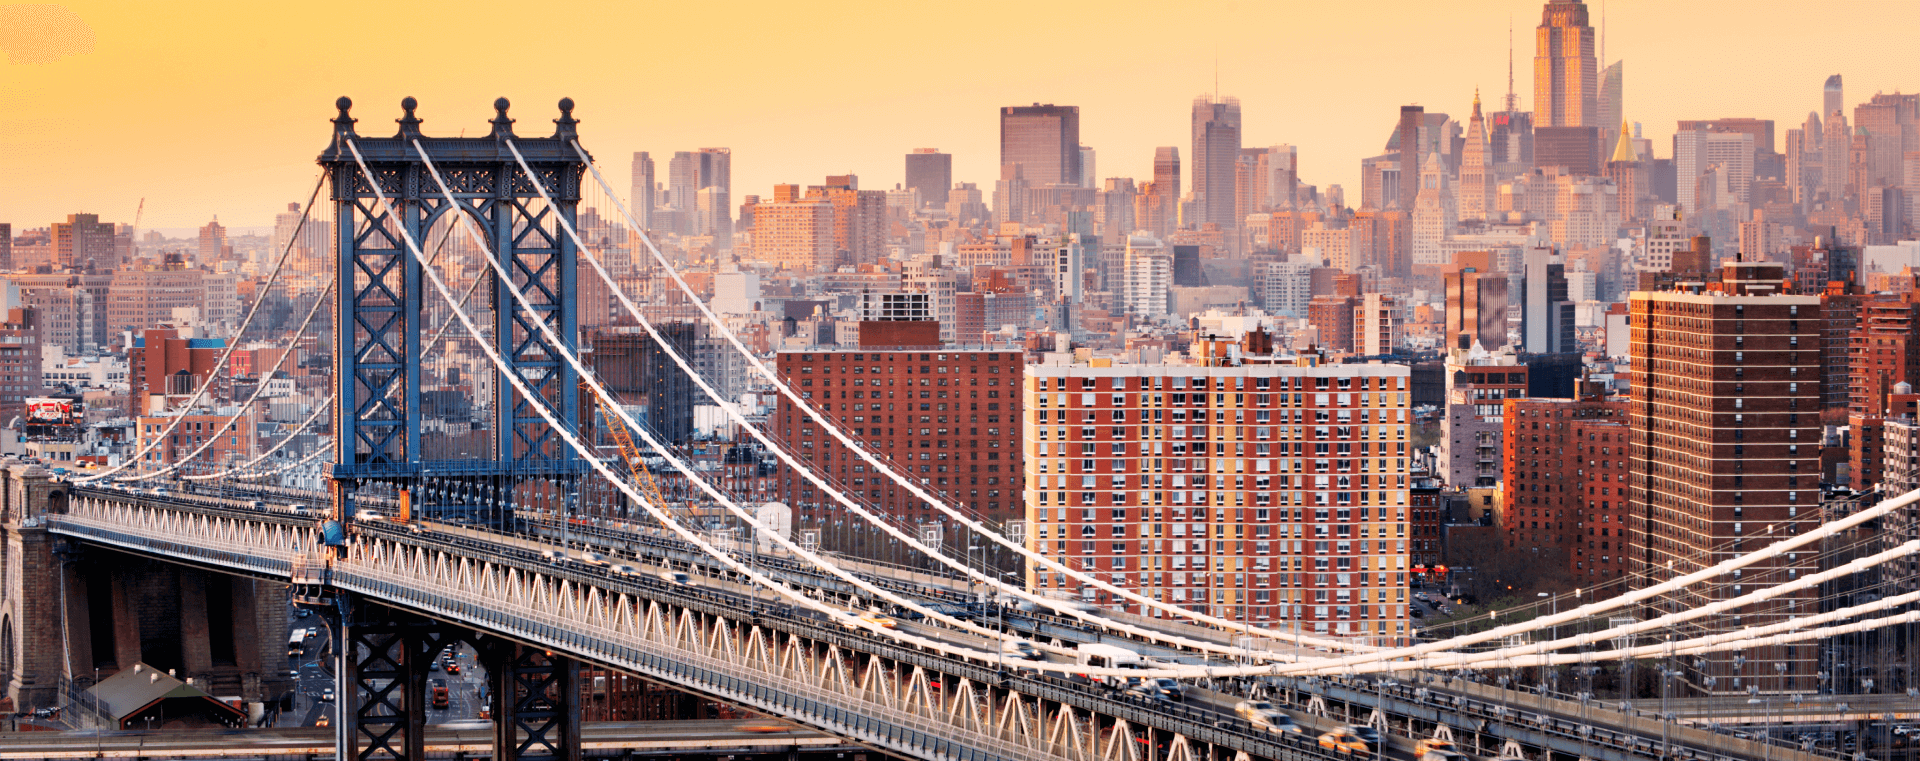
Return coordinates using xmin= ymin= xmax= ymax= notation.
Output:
xmin=6 ymin=1 xmax=1920 ymax=228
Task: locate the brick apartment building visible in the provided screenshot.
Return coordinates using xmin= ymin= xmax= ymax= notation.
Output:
xmin=1628 ymin=261 xmax=1820 ymax=693
xmin=772 ymin=324 xmax=1025 ymax=557
xmin=1023 ymin=356 xmax=1413 ymax=644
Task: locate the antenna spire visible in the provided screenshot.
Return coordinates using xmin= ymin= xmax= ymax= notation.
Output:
xmin=1505 ymin=14 xmax=1518 ymax=112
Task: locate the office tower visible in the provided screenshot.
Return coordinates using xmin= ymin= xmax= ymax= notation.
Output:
xmin=0 ymin=223 xmax=11 ymax=271
xmin=1411 ymin=153 xmax=1457 ymax=268
xmin=946 ymin=183 xmax=988 ymax=225
xmin=807 ymin=177 xmax=887 ymax=267
xmin=1674 ymin=128 xmax=1755 ymax=215
xmin=1853 ymin=94 xmax=1920 ymax=191
xmin=1787 ymin=116 xmax=1821 ymax=207
xmin=197 ymin=217 xmax=227 ymax=265
xmin=1459 ymin=93 xmax=1495 ymax=222
xmin=1628 ymin=261 xmax=1820 ymax=693
xmin=1192 ymin=96 xmax=1243 ymax=231
xmin=777 ymin=348 xmax=1024 ymax=524
xmin=53 ymin=213 xmax=117 ymax=270
xmin=1264 ymin=145 xmax=1299 ymax=210
xmin=630 ymin=152 xmax=655 ymax=230
xmin=1522 ymin=246 xmax=1575 ymax=354
xmin=904 ymin=149 xmax=952 ymax=211
xmin=1534 ymin=0 xmax=1597 ymax=129
xmin=751 ymin=184 xmax=834 ymax=270
xmin=696 ymin=148 xmax=731 ymax=191
xmin=668 ymin=152 xmax=698 ymax=214
xmin=696 ymin=187 xmax=732 ymax=250
xmin=1824 ymin=110 xmax=1851 ymax=205
xmin=1149 ymin=147 xmax=1181 ymax=236
xmin=1824 ymin=74 xmax=1845 ymax=126
xmin=1490 ymin=110 xmax=1536 ymax=178
xmin=1598 ymin=61 xmax=1623 ymax=150
xmin=1080 ymin=146 xmax=1097 ymax=188
xmin=999 ymin=104 xmax=1081 ymax=187
xmin=1023 ymin=360 xmax=1412 ymax=641
xmin=1095 ymin=178 xmax=1137 ymax=242
xmin=1444 ymin=266 xmax=1508 ymax=350
xmin=993 ymin=164 xmax=1029 ymax=226
xmin=591 ymin=323 xmax=698 ymax=446
xmin=1535 ymin=126 xmax=1600 ymax=176
xmin=1867 ymin=186 xmax=1907 ymax=245
xmin=1397 ymin=106 xmax=1423 ymax=211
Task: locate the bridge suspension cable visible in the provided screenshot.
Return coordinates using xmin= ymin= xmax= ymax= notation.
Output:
xmin=1265 ymin=485 xmax=1920 ymax=673
xmin=341 ymin=138 xmax=1140 ymax=675
xmin=520 ymin=140 xmax=1360 ymax=661
xmin=183 ymin=398 xmax=332 ymax=481
xmin=422 ymin=143 xmax=1073 ymax=655
xmin=122 ymin=274 xmax=337 ymax=481
xmin=78 ymin=172 xmax=327 ymax=484
xmin=233 ymin=441 xmax=335 ymax=481
xmin=566 ymin=139 xmax=1378 ymax=655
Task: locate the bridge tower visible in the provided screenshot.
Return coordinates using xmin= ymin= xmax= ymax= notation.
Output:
xmin=316 ymin=96 xmax=585 ymax=526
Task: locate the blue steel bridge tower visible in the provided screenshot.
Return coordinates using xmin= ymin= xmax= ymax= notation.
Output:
xmin=317 ymin=96 xmax=585 ymax=525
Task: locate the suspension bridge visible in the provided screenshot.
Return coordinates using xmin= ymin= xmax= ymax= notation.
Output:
xmin=0 ymin=97 xmax=1910 ymax=761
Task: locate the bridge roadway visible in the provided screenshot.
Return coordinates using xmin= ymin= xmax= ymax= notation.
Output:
xmin=0 ymin=719 xmax=845 ymax=758
xmin=54 ymin=483 xmax=1826 ymax=761
xmin=53 ymin=485 xmax=1343 ymax=761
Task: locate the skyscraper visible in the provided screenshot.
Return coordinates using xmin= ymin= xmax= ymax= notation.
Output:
xmin=1191 ymin=95 xmax=1243 ymax=231
xmin=1598 ymin=60 xmax=1624 ymax=149
xmin=1533 ymin=0 xmax=1598 ymax=129
xmin=630 ymin=152 xmax=655 ymax=230
xmin=1628 ymin=261 xmax=1820 ymax=692
xmin=1150 ymin=147 xmax=1181 ymax=235
xmin=1079 ymin=145 xmax=1097 ymax=188
xmin=1824 ymin=74 xmax=1845 ymax=126
xmin=904 ymin=149 xmax=952 ymax=211
xmin=53 ymin=213 xmax=118 ymax=270
xmin=999 ymin=104 xmax=1081 ymax=188
xmin=1396 ymin=106 xmax=1423 ymax=211
xmin=197 ymin=217 xmax=226 ymax=265
xmin=668 ymin=152 xmax=698 ymax=215
xmin=1459 ymin=93 xmax=1495 ymax=222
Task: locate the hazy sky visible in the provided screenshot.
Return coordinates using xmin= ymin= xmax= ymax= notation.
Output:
xmin=5 ymin=1 xmax=1920 ymax=230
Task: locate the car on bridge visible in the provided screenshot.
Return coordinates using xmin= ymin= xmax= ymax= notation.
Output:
xmin=1234 ymin=700 xmax=1300 ymax=733
xmin=1319 ymin=726 xmax=1378 ymax=754
xmin=1414 ymin=738 xmax=1458 ymax=756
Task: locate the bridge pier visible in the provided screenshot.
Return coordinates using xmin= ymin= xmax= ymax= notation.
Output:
xmin=486 ymin=640 xmax=581 ymax=761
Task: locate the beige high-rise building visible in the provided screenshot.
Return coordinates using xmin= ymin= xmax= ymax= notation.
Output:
xmin=52 ymin=213 xmax=119 ymax=271
xmin=749 ymin=185 xmax=834 ymax=271
xmin=1458 ymin=93 xmax=1496 ymax=222
xmin=108 ymin=264 xmax=204 ymax=332
xmin=1533 ymin=0 xmax=1598 ymax=129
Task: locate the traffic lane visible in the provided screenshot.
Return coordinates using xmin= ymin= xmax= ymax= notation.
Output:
xmin=1187 ymin=685 xmax=1420 ymax=761
xmin=0 ymin=720 xmax=844 ymax=758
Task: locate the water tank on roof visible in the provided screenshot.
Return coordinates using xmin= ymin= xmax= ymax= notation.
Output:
xmin=1898 ymin=382 xmax=1914 ymax=395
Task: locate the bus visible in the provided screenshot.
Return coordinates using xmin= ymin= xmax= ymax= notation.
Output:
xmin=1075 ymin=643 xmax=1146 ymax=688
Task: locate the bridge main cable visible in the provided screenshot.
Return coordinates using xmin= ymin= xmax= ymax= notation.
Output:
xmin=564 ymin=139 xmax=1376 ymax=655
xmin=415 ymin=140 xmax=1048 ymax=656
xmin=79 ymin=171 xmax=328 ymax=483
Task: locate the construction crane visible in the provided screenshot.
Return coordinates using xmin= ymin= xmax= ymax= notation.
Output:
xmin=584 ymin=381 xmax=681 ymax=525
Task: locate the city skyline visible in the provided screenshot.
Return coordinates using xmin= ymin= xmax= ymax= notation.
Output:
xmin=5 ymin=1 xmax=1920 ymax=229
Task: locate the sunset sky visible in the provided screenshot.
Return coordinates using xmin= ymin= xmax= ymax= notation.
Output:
xmin=5 ymin=0 xmax=1920 ymax=231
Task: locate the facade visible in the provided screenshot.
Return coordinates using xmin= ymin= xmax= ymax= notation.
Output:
xmin=1500 ymin=396 xmax=1628 ymax=586
xmin=108 ymin=265 xmax=204 ymax=334
xmin=1444 ymin=266 xmax=1509 ymax=350
xmin=1192 ymin=96 xmax=1243 ymax=232
xmin=129 ymin=328 xmax=227 ymax=416
xmin=0 ymin=309 xmax=42 ymax=424
xmin=750 ymin=185 xmax=835 ymax=270
xmin=904 ymin=149 xmax=952 ymax=211
xmin=1627 ymin=262 xmax=1821 ymax=692
xmin=1441 ymin=344 xmax=1528 ymax=488
xmin=134 ymin=407 xmax=258 ymax=468
xmin=51 ymin=213 xmax=119 ymax=270
xmin=773 ymin=347 xmax=1025 ymax=544
xmin=1573 ymin=417 xmax=1632 ymax=589
xmin=1354 ymin=293 xmax=1401 ymax=357
xmin=591 ymin=324 xmax=699 ymax=446
xmin=630 ymin=151 xmax=655 ymax=230
xmin=1533 ymin=0 xmax=1598 ymax=130
xmin=1000 ymin=104 xmax=1081 ymax=188
xmin=1022 ymin=358 xmax=1413 ymax=644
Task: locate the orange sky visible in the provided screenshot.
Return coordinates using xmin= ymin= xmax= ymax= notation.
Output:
xmin=5 ymin=0 xmax=1920 ymax=230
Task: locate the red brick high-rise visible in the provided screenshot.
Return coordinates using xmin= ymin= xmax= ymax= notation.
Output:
xmin=1500 ymin=395 xmax=1626 ymax=586
xmin=773 ymin=336 xmax=1024 ymax=561
xmin=1628 ymin=261 xmax=1820 ymax=693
